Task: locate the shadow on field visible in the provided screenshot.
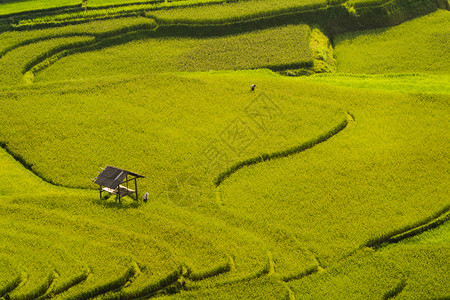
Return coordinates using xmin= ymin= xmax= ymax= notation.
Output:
xmin=93 ymin=197 xmax=141 ymax=209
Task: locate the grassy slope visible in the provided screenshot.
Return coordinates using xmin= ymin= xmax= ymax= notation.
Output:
xmin=0 ymin=71 xmax=343 ymax=192
xmin=0 ymin=2 xmax=449 ymax=300
xmin=218 ymin=78 xmax=449 ymax=265
xmin=1 ymin=70 xmax=448 ymax=298
xmin=334 ymin=10 xmax=450 ymax=74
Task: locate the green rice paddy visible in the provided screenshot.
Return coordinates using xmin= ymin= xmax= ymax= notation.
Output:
xmin=0 ymin=0 xmax=448 ymax=299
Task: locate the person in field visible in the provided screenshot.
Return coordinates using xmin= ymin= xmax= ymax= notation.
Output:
xmin=144 ymin=192 xmax=149 ymax=203
xmin=251 ymin=84 xmax=256 ymax=91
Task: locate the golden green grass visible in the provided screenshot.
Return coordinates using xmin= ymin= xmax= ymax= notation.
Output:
xmin=0 ymin=2 xmax=449 ymax=299
xmin=31 ymin=25 xmax=312 ymax=83
xmin=0 ymin=0 xmax=80 ymax=16
xmin=149 ymin=0 xmax=326 ymax=24
xmin=334 ymin=10 xmax=450 ymax=74
xmin=1 ymin=69 xmax=448 ymax=298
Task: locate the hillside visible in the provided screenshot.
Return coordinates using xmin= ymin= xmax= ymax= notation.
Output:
xmin=0 ymin=0 xmax=449 ymax=299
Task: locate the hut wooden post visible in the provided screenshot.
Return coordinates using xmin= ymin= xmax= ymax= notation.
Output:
xmin=134 ymin=177 xmax=138 ymax=201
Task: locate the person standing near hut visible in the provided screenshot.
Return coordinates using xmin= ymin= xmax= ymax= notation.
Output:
xmin=144 ymin=192 xmax=149 ymax=203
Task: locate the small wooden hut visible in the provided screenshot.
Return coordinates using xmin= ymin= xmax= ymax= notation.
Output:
xmin=92 ymin=166 xmax=145 ymax=202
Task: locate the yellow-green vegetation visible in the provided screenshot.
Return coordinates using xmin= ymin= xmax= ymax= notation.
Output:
xmin=88 ymin=0 xmax=162 ymax=7
xmin=0 ymin=0 xmax=81 ymax=16
xmin=378 ymin=222 xmax=450 ymax=299
xmin=300 ymin=73 xmax=450 ymax=94
xmin=0 ymin=36 xmax=95 ymax=85
xmin=309 ymin=27 xmax=336 ymax=73
xmin=0 ymin=71 xmax=344 ymax=195
xmin=289 ymin=248 xmax=405 ymax=299
xmin=31 ymin=25 xmax=312 ymax=82
xmin=0 ymin=17 xmax=155 ymax=55
xmin=0 ymin=0 xmax=449 ymax=299
xmin=335 ymin=10 xmax=450 ymax=74
xmin=149 ymin=0 xmax=326 ymax=24
xmin=217 ymin=79 xmax=449 ymax=265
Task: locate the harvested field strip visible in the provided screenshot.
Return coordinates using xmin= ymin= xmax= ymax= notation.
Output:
xmin=215 ymin=113 xmax=352 ymax=186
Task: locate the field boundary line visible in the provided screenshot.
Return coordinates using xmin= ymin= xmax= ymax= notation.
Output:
xmin=383 ymin=276 xmax=407 ymax=300
xmin=0 ymin=5 xmax=83 ymax=20
xmin=214 ymin=113 xmax=354 ymax=187
xmin=9 ymin=270 xmax=55 ymax=300
xmin=187 ymin=258 xmax=232 ymax=282
xmin=20 ymin=24 xmax=312 ymax=83
xmin=34 ymin=270 xmax=59 ymax=300
xmin=40 ymin=266 xmax=91 ymax=299
xmin=0 ymin=141 xmax=90 ymax=190
xmin=0 ymin=273 xmax=23 ymax=298
xmin=20 ymin=23 xmax=157 ymax=82
xmin=99 ymin=264 xmax=182 ymax=299
xmin=281 ymin=280 xmax=297 ymax=300
xmin=68 ymin=261 xmax=139 ymax=300
xmin=185 ymin=253 xmax=271 ymax=291
xmin=366 ymin=206 xmax=450 ymax=250
xmin=0 ymin=33 xmax=94 ymax=59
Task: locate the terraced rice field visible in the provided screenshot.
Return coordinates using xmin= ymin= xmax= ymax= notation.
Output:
xmin=0 ymin=0 xmax=448 ymax=299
